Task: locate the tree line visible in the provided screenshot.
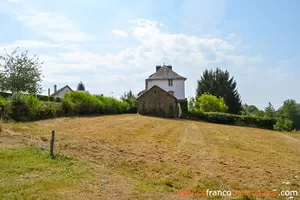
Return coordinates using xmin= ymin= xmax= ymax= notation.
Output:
xmin=191 ymin=68 xmax=300 ymax=131
xmin=0 ymin=48 xmax=299 ymax=131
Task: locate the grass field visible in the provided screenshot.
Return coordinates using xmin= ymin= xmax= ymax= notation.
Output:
xmin=1 ymin=114 xmax=300 ymax=199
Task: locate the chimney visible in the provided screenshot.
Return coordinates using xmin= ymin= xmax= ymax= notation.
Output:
xmin=156 ymin=65 xmax=161 ymax=71
xmin=54 ymin=85 xmax=57 ymax=93
xmin=167 ymin=65 xmax=172 ymax=70
xmin=48 ymin=88 xmax=50 ymax=97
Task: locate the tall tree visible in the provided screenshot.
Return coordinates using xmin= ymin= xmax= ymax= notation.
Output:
xmin=0 ymin=48 xmax=43 ymax=93
xmin=276 ymin=99 xmax=300 ymax=130
xmin=77 ymin=81 xmax=85 ymax=91
xmin=196 ymin=68 xmax=242 ymax=114
xmin=120 ymin=90 xmax=137 ymax=108
xmin=242 ymin=104 xmax=259 ymax=115
xmin=264 ymin=102 xmax=276 ymax=118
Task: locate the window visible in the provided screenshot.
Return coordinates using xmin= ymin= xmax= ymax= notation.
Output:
xmin=168 ymin=79 xmax=173 ymax=86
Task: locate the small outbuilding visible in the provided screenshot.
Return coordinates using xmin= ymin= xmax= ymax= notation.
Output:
xmin=137 ymin=85 xmax=179 ymax=118
xmin=51 ymin=85 xmax=73 ymax=98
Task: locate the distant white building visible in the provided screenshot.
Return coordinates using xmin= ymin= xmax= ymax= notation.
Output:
xmin=138 ymin=65 xmax=187 ymax=100
xmin=51 ymin=85 xmax=73 ymax=98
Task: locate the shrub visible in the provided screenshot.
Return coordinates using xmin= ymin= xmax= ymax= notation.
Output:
xmin=273 ymin=118 xmax=293 ymax=132
xmin=0 ymin=97 xmax=10 ymax=120
xmin=1 ymin=91 xmax=133 ymax=121
xmin=63 ymin=92 xmax=100 ymax=114
xmin=38 ymin=102 xmax=63 ymax=119
xmin=7 ymin=93 xmax=29 ymax=121
xmin=194 ymin=93 xmax=228 ymax=113
xmin=95 ymin=95 xmax=128 ymax=114
xmin=24 ymin=95 xmax=41 ymax=120
xmin=61 ymin=97 xmax=76 ymax=115
xmin=188 ymin=111 xmax=277 ymax=130
xmin=62 ymin=92 xmax=128 ymax=116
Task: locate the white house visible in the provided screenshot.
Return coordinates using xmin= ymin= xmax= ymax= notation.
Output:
xmin=51 ymin=85 xmax=73 ymax=98
xmin=139 ymin=65 xmax=187 ymax=100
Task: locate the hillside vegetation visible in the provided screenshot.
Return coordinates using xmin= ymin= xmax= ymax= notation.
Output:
xmin=1 ymin=114 xmax=300 ymax=199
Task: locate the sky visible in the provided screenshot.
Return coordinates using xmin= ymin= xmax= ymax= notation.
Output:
xmin=0 ymin=0 xmax=299 ymax=109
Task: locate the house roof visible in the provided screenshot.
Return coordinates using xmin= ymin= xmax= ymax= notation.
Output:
xmin=137 ymin=85 xmax=177 ymax=100
xmin=137 ymin=89 xmax=146 ymax=97
xmin=51 ymin=85 xmax=73 ymax=96
xmin=146 ymin=66 xmax=187 ymax=80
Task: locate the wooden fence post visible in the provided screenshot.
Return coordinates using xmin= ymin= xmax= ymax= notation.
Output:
xmin=50 ymin=130 xmax=55 ymax=159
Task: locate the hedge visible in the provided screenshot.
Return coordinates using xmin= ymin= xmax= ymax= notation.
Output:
xmin=0 ymin=92 xmax=134 ymax=122
xmin=0 ymin=93 xmax=63 ymax=121
xmin=188 ymin=111 xmax=277 ymax=130
xmin=0 ymin=92 xmax=60 ymax=102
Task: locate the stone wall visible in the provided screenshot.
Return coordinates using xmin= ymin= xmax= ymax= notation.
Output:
xmin=137 ymin=86 xmax=178 ymax=118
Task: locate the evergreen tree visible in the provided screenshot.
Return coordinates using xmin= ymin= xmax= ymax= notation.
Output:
xmin=264 ymin=102 xmax=276 ymax=118
xmin=196 ymin=68 xmax=242 ymax=114
xmin=77 ymin=81 xmax=85 ymax=91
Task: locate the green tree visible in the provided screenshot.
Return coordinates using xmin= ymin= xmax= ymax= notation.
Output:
xmin=242 ymin=104 xmax=259 ymax=115
xmin=120 ymin=90 xmax=137 ymax=108
xmin=188 ymin=97 xmax=195 ymax=111
xmin=264 ymin=102 xmax=276 ymax=118
xmin=0 ymin=48 xmax=43 ymax=94
xmin=77 ymin=81 xmax=85 ymax=91
xmin=276 ymin=99 xmax=300 ymax=130
xmin=253 ymin=110 xmax=265 ymax=118
xmin=194 ymin=93 xmax=228 ymax=113
xmin=196 ymin=68 xmax=242 ymax=114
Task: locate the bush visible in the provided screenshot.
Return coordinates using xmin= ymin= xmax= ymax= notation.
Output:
xmin=0 ymin=97 xmax=10 ymax=120
xmin=24 ymin=95 xmax=41 ymax=120
xmin=62 ymin=92 xmax=129 ymax=116
xmin=188 ymin=111 xmax=277 ymax=130
xmin=62 ymin=92 xmax=103 ymax=115
xmin=0 ymin=91 xmax=133 ymax=122
xmin=95 ymin=95 xmax=128 ymax=114
xmin=7 ymin=93 xmax=29 ymax=121
xmin=273 ymin=118 xmax=293 ymax=132
xmin=194 ymin=93 xmax=228 ymax=113
xmin=38 ymin=102 xmax=63 ymax=119
xmin=1 ymin=93 xmax=63 ymax=121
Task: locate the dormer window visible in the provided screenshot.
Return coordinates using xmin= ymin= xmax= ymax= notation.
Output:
xmin=168 ymin=79 xmax=173 ymax=86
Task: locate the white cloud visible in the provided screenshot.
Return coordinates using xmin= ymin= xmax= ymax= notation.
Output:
xmin=112 ymin=29 xmax=128 ymax=37
xmin=0 ymin=40 xmax=60 ymax=51
xmin=14 ymin=9 xmax=95 ymax=42
xmin=7 ymin=0 xmax=21 ymax=4
xmin=57 ymin=19 xmax=249 ymax=70
xmin=2 ymin=13 xmax=297 ymax=106
xmin=32 ymin=19 xmax=264 ymax=98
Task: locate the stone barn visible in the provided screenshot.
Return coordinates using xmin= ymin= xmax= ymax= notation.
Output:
xmin=137 ymin=85 xmax=179 ymax=118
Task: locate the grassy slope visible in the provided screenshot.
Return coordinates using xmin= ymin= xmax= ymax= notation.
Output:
xmin=1 ymin=114 xmax=300 ymax=199
xmin=0 ymin=147 xmax=98 ymax=200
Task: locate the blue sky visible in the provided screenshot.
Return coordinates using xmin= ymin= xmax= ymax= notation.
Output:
xmin=0 ymin=0 xmax=299 ymax=109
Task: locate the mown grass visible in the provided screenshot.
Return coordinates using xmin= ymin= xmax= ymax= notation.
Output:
xmin=1 ymin=114 xmax=300 ymax=199
xmin=0 ymin=147 xmax=94 ymax=200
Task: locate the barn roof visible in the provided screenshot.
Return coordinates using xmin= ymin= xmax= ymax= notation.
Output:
xmin=137 ymin=85 xmax=177 ymax=100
